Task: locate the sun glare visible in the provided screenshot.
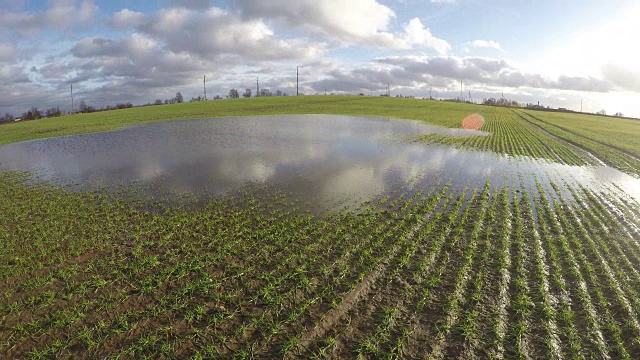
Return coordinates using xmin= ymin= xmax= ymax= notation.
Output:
xmin=461 ymin=113 xmax=484 ymax=130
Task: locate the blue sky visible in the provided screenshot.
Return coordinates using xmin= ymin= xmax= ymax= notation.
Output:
xmin=0 ymin=0 xmax=638 ymax=117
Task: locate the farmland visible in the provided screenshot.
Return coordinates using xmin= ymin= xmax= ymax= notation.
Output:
xmin=1 ymin=96 xmax=640 ymax=358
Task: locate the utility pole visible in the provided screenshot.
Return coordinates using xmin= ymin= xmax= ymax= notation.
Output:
xmin=429 ymin=89 xmax=432 ymax=100
xmin=296 ymin=66 xmax=299 ymax=96
xmin=387 ymin=83 xmax=390 ymax=97
xmin=469 ymin=90 xmax=472 ymax=103
xmin=203 ymin=75 xmax=207 ymax=100
xmin=70 ymin=84 xmax=74 ymax=113
xmin=460 ymin=80 xmax=463 ymax=101
xmin=581 ymin=99 xmax=583 ymax=112
xmin=256 ymin=77 xmax=260 ymax=97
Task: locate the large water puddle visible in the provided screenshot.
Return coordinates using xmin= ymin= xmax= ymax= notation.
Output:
xmin=0 ymin=115 xmax=638 ymax=211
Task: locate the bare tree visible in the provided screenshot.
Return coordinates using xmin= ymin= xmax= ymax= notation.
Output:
xmin=0 ymin=113 xmax=14 ymax=123
xmin=175 ymin=92 xmax=184 ymax=103
xmin=243 ymin=88 xmax=252 ymax=98
xmin=45 ymin=107 xmax=62 ymax=117
xmin=154 ymin=99 xmax=163 ymax=105
xmin=229 ymin=89 xmax=239 ymax=99
xmin=260 ymin=88 xmax=272 ymax=97
xmin=22 ymin=107 xmax=42 ymax=120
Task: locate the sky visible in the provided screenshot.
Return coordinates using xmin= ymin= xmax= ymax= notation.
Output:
xmin=1 ymin=0 xmax=639 ymax=117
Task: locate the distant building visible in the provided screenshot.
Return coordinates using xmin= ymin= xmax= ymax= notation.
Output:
xmin=14 ymin=118 xmax=22 ymax=122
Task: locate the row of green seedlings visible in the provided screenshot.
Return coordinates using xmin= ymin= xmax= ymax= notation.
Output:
xmin=4 ymin=194 xmax=255 ymax=354
xmin=75 ymin=203 xmax=329 ymax=359
xmin=329 ymin=184 xmax=482 ymax=358
xmin=517 ymin=187 xmax=564 ymax=359
xmin=581 ymin=184 xmax=640 ymax=242
xmin=522 ymin=110 xmax=640 ymax=176
xmin=551 ymin=183 xmax=640 ymax=355
xmin=432 ymin=182 xmax=552 ymax=359
xmin=87 ymin=190 xmax=374 ymax=360
xmin=535 ymin=179 xmax=620 ymax=358
xmin=0 ymin=177 xmax=217 ymax=294
xmin=296 ymin=186 xmax=457 ymax=359
xmin=76 ymin=183 xmax=430 ymax=358
xmin=414 ymin=107 xmax=585 ymax=165
xmin=149 ymin=183 xmax=422 ymax=357
xmin=403 ymin=182 xmax=501 ymax=359
xmin=526 ymin=110 xmax=640 ymax=169
xmin=461 ymin=107 xmax=568 ymax=163
xmin=266 ymin=185 xmax=446 ymax=358
xmin=5 ymin=189 xmax=324 ymax=357
xmin=403 ymin=187 xmax=481 ymax=358
xmin=1 ymin=189 xmax=281 ymax=330
xmin=478 ymin=108 xmax=560 ymax=163
xmin=503 ymin=182 xmax=555 ymax=359
xmin=574 ymin=185 xmax=640 ymax=329
xmin=209 ymin=182 xmax=443 ymax=358
xmin=303 ymin=183 xmax=456 ymax=359
xmin=0 ymin=189 xmax=171 ymax=318
xmin=511 ymin=110 xmax=594 ymax=166
xmin=0 ymin=179 xmax=145 ymax=285
xmin=571 ymin=185 xmax=640 ymax=278
xmin=416 ymin=181 xmax=493 ymax=359
xmin=534 ymin=187 xmax=584 ymax=358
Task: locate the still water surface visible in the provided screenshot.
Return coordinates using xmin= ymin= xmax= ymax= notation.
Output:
xmin=0 ymin=115 xmax=637 ymax=210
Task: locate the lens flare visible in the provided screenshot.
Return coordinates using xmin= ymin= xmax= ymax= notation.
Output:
xmin=461 ymin=113 xmax=484 ymax=130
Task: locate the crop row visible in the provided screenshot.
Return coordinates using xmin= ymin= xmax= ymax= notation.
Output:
xmin=416 ymin=107 xmax=596 ymax=166
xmin=2 ymin=169 xmax=640 ymax=358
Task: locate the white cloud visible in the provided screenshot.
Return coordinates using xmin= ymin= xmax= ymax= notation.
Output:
xmin=169 ymin=0 xmax=212 ymax=9
xmin=0 ymin=43 xmax=17 ymax=62
xmin=601 ymin=62 xmax=640 ymax=92
xmin=431 ymin=0 xmax=456 ymax=3
xmin=0 ymin=0 xmax=98 ymax=36
xmin=471 ymin=40 xmax=503 ymax=51
xmin=403 ymin=18 xmax=450 ymax=54
xmin=1 ymin=0 xmax=638 ymax=118
xmin=13 ymin=5 xmax=328 ymax=113
xmin=234 ymin=1 xmax=449 ymax=53
xmin=234 ymin=0 xmax=397 ymax=47
xmin=111 ymin=9 xmax=145 ymax=28
xmin=311 ymin=55 xmax=614 ymax=95
xmin=137 ymin=7 xmax=325 ymax=61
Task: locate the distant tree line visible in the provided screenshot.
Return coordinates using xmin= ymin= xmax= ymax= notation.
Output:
xmin=2 ymin=86 xmax=293 ymax=124
xmin=227 ymin=88 xmax=286 ymax=99
xmin=0 ymin=100 xmax=134 ymax=124
xmin=483 ymin=97 xmax=520 ymax=107
xmin=0 ymin=113 xmax=15 ymax=123
xmin=2 ymin=89 xmax=630 ymax=125
xmin=75 ymin=100 xmax=133 ymax=114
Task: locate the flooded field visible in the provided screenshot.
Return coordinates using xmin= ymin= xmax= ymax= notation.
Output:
xmin=2 ymin=110 xmax=640 ymax=359
xmin=0 ymin=115 xmax=636 ymax=210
